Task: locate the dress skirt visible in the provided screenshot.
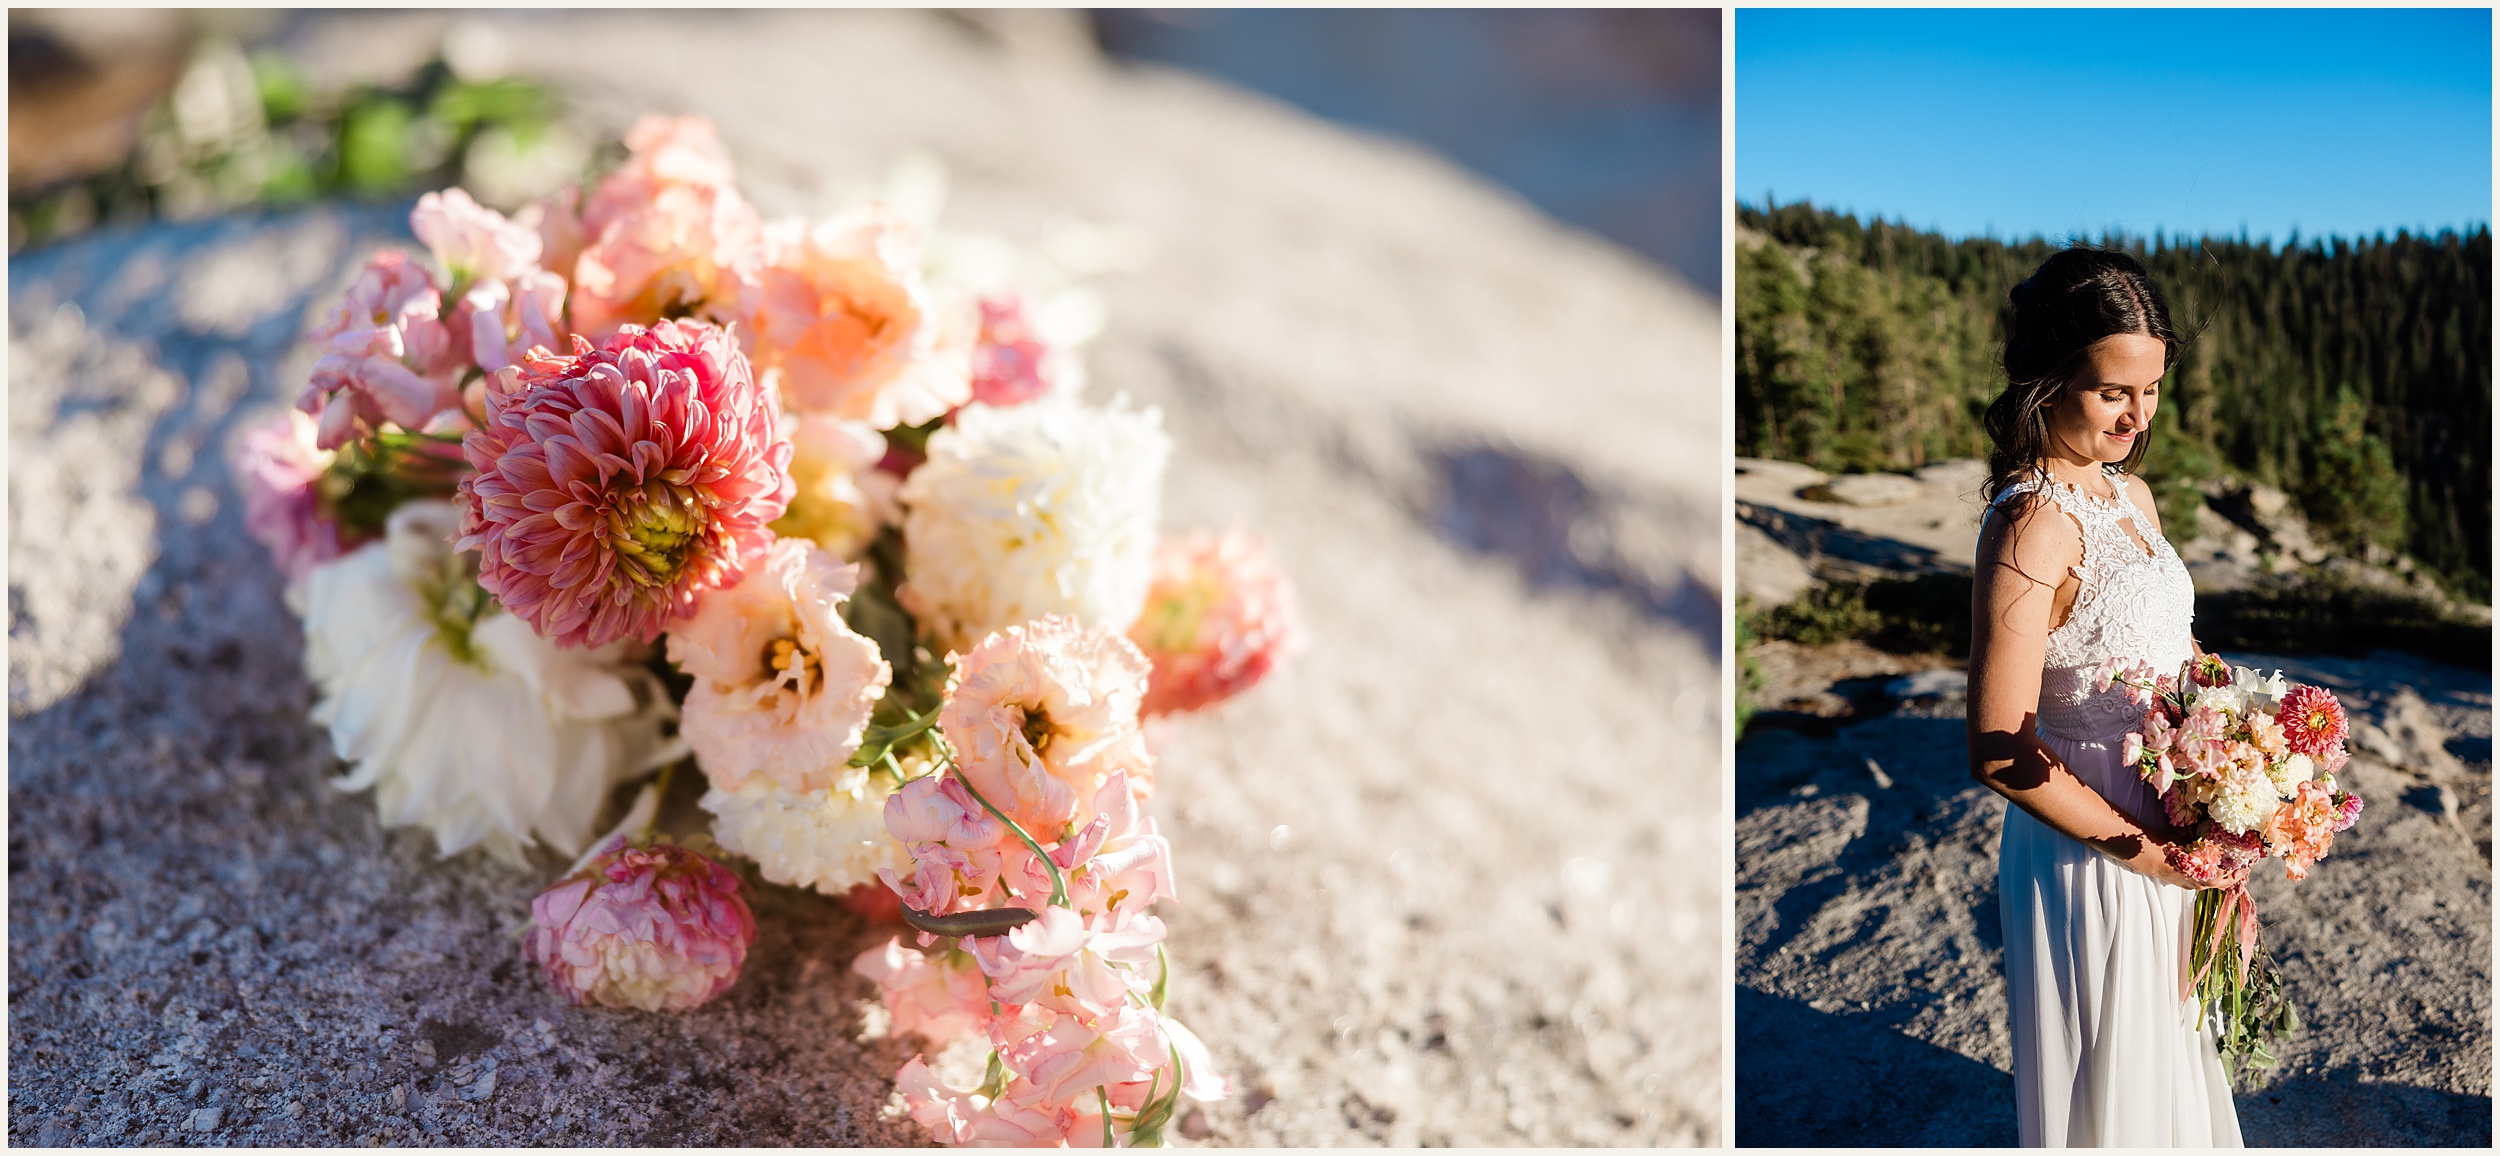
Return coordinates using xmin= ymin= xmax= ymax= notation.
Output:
xmin=1998 ymin=728 xmax=2244 ymax=1148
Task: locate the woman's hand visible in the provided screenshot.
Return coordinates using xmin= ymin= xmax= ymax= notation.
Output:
xmin=2121 ymin=830 xmax=2248 ymax=891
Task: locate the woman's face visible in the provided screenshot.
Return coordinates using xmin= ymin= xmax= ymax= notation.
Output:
xmin=2044 ymin=332 xmax=2165 ymax=466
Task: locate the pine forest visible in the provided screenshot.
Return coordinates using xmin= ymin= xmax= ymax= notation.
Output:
xmin=1735 ymin=200 xmax=2491 ymax=602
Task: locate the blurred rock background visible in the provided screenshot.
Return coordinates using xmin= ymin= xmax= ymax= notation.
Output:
xmin=8 ymin=9 xmax=1721 ymax=1147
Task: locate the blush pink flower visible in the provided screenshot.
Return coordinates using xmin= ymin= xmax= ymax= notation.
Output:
xmin=853 ymin=937 xmax=994 ymax=1047
xmin=526 ymin=836 xmax=757 ymax=1011
xmin=881 ymin=772 xmax=1017 ymax=917
xmin=520 ymin=184 xmax=589 ymax=289
xmin=968 ymin=293 xmax=1078 ymax=408
xmin=1050 ymin=772 xmax=1176 ymax=922
xmin=232 ymin=410 xmax=358 ymax=582
xmin=941 ymin=616 xmax=1155 ymax=836
xmin=461 ymin=269 xmax=569 ymax=373
xmin=299 ymin=250 xmax=463 ymax=449
xmin=667 ymin=536 xmax=891 ymax=792
xmin=568 ymin=117 xmax=762 ymax=344
xmin=2330 ymin=789 xmax=2365 ymax=832
xmin=997 ymin=1003 xmax=1168 ymax=1110
xmin=743 ymin=208 xmax=972 ymax=429
xmin=2277 ymin=684 xmax=2349 ymax=758
xmin=2244 ymin=710 xmax=2290 ymax=762
xmin=584 ymin=115 xmax=742 ymax=225
xmin=1129 ymin=529 xmax=1304 ymax=716
xmin=458 ymin=319 xmax=792 ymax=648
xmin=2263 ymin=780 xmax=2344 ymax=880
xmin=411 ymin=186 xmax=543 ymax=289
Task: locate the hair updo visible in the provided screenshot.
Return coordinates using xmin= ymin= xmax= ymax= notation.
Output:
xmin=1981 ymin=248 xmax=2179 ymax=502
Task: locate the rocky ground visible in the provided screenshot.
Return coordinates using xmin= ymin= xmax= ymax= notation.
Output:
xmin=1735 ymin=459 xmax=2493 ymax=1146
xmin=7 ymin=10 xmax=1720 ymax=1148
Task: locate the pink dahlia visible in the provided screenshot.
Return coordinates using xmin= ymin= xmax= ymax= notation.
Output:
xmin=457 ymin=319 xmax=793 ymax=648
xmin=526 ymin=836 xmax=757 ymax=1011
xmin=231 ymin=410 xmax=359 ymax=583
xmin=1129 ymin=529 xmax=1304 ymax=716
xmin=298 ymin=249 xmax=464 ymax=449
xmin=2276 ymin=684 xmax=2348 ymax=758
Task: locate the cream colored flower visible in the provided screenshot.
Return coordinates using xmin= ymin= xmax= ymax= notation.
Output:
xmin=898 ymin=400 xmax=1169 ymax=653
xmin=701 ymin=771 xmax=910 ymax=895
xmin=667 ymin=537 xmax=892 ymax=794
xmin=304 ymin=501 xmax=675 ymax=865
xmin=772 ymin=413 xmax=898 ymax=559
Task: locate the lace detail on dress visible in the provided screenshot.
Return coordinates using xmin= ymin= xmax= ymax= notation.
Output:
xmin=1987 ymin=470 xmax=2197 ymax=743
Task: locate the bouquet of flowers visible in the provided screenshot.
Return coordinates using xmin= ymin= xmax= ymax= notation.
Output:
xmin=236 ymin=114 xmax=1302 ymax=1146
xmin=2099 ymin=653 xmax=2364 ymax=1077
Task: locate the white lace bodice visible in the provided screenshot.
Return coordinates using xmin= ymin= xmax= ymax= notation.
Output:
xmin=1986 ymin=471 xmax=2197 ymax=743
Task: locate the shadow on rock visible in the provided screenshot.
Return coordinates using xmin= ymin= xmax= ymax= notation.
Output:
xmin=2236 ymin=1073 xmax=2492 ymax=1148
xmin=1736 ymin=985 xmax=2016 ymax=1146
xmin=1432 ymin=443 xmax=1719 ymax=647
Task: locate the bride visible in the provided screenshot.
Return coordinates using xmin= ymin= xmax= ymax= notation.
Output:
xmin=1965 ymin=248 xmax=2246 ymax=1147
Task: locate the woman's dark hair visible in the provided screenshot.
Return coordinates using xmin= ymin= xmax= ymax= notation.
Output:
xmin=1981 ymin=247 xmax=2180 ymax=502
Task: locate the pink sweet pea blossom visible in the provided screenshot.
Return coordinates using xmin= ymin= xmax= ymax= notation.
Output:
xmin=232 ymin=410 xmax=357 ymax=582
xmin=880 ymin=773 xmax=1015 ymax=916
xmin=462 ymin=269 xmax=568 ymax=373
xmin=1049 ymin=772 xmax=1177 ymax=921
xmin=853 ymin=937 xmax=994 ymax=1047
xmin=299 ymin=250 xmax=464 ymax=449
xmin=526 ymin=836 xmax=757 ymax=1011
xmin=457 ymin=319 xmax=792 ymax=648
xmin=1129 ymin=529 xmax=1304 ymax=716
xmin=411 ymin=187 xmax=543 ymax=289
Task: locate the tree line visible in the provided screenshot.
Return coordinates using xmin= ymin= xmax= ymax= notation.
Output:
xmin=1736 ymin=200 xmax=2492 ymax=601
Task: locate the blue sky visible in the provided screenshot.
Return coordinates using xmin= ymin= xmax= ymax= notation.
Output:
xmin=1737 ymin=8 xmax=2492 ymax=242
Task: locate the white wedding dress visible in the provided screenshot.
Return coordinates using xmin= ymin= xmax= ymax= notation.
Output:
xmin=1989 ymin=472 xmax=2243 ymax=1147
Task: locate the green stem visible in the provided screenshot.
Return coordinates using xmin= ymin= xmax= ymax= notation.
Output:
xmin=930 ymin=730 xmax=1070 ymax=908
xmin=1099 ymin=1087 xmax=1116 ymax=1149
xmin=950 ymin=764 xmax=1069 ymax=909
xmin=642 ymin=761 xmax=677 ymax=841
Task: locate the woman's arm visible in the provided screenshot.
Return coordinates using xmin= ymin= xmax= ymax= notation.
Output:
xmin=1966 ymin=494 xmax=2223 ymax=890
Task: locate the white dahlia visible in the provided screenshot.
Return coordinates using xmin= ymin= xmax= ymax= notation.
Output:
xmin=304 ymin=501 xmax=675 ymax=865
xmin=700 ymin=770 xmax=910 ymax=894
xmin=2205 ymin=758 xmax=2285 ymax=836
xmin=897 ymin=400 xmax=1169 ymax=653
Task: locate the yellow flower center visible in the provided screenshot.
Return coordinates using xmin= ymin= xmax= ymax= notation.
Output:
xmin=762 ymin=636 xmax=818 ymax=690
xmin=1138 ymin=575 xmax=1218 ymax=655
xmin=610 ymin=482 xmax=701 ymax=587
xmin=1020 ymin=706 xmax=1054 ymax=757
